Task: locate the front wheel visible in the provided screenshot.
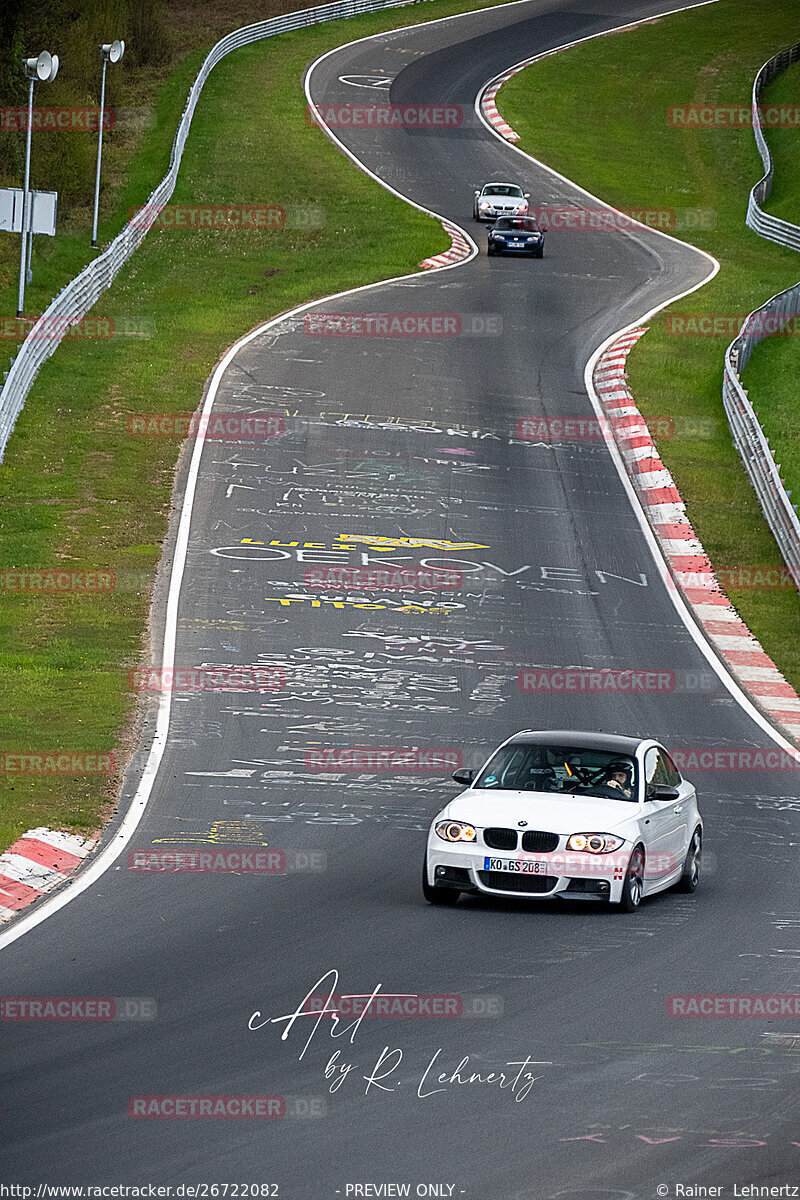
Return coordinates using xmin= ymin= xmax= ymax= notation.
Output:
xmin=422 ymin=859 xmax=460 ymax=906
xmin=677 ymin=829 xmax=702 ymax=892
xmin=487 ymin=244 xmax=495 ymax=256
xmin=617 ymin=845 xmax=645 ymax=912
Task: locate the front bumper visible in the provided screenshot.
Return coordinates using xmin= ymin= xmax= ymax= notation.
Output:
xmin=476 ymin=206 xmax=526 ymax=221
xmin=426 ymin=838 xmax=629 ymax=903
xmin=489 ymin=238 xmax=542 ymax=255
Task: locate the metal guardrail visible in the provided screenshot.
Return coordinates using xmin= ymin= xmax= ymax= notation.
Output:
xmin=746 ymin=41 xmax=800 ymax=248
xmin=722 ymin=40 xmax=800 ymax=587
xmin=0 ymin=0 xmax=434 ymax=460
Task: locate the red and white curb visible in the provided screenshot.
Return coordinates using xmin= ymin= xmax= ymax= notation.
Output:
xmin=594 ymin=330 xmax=800 ymax=745
xmin=419 ymin=220 xmax=473 ymax=269
xmin=480 ymin=73 xmax=521 ymax=141
xmin=0 ymin=828 xmax=96 ymax=922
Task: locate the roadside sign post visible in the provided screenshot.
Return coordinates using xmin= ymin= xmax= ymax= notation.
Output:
xmin=16 ymin=51 xmax=59 ymax=316
xmin=16 ymin=72 xmax=35 ymax=316
xmin=91 ymin=40 xmax=125 ymax=248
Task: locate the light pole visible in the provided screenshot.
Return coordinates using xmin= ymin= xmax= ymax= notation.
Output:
xmin=91 ymin=40 xmax=124 ymax=248
xmin=17 ymin=50 xmax=59 ymax=317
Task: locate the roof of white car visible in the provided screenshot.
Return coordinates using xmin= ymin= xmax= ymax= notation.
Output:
xmin=507 ymin=730 xmax=650 ymax=754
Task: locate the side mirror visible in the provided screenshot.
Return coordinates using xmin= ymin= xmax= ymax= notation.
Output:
xmin=539 ymin=224 xmax=548 ymax=233
xmin=646 ymin=783 xmax=679 ymax=802
xmin=452 ymin=767 xmax=475 ymax=786
xmin=524 ymin=192 xmax=530 ymax=198
xmin=474 ymin=190 xmax=480 ymax=196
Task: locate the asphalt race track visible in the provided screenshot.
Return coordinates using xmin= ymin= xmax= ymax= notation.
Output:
xmin=2 ymin=1 xmax=800 ymax=1195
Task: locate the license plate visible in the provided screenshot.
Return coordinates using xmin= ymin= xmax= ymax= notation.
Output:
xmin=484 ymin=856 xmax=548 ymax=874
xmin=509 ymin=241 xmax=524 ymax=247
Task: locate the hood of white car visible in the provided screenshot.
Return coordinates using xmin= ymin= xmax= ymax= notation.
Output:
xmin=444 ymin=789 xmax=637 ymax=835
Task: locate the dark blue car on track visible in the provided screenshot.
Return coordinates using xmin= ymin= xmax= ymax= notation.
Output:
xmin=487 ymin=215 xmax=545 ymax=258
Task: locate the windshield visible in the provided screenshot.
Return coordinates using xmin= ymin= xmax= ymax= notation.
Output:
xmin=484 ymin=185 xmax=523 ymax=197
xmin=494 ymin=218 xmax=539 ymax=232
xmin=473 ymin=743 xmax=638 ymax=801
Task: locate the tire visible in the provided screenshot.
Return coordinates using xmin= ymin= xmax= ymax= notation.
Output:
xmin=422 ymin=859 xmax=460 ymax=906
xmin=617 ymin=845 xmax=645 ymax=912
xmin=487 ymin=244 xmax=495 ymax=256
xmin=534 ymin=248 xmax=544 ymax=258
xmin=676 ymin=828 xmax=702 ymax=893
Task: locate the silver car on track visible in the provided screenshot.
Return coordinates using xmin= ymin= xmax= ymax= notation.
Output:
xmin=473 ymin=181 xmax=530 ymax=221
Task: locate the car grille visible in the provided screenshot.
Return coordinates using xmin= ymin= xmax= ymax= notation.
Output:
xmin=521 ymin=830 xmax=559 ymax=853
xmin=483 ymin=827 xmax=518 ymax=850
xmin=478 ymin=871 xmax=557 ymax=894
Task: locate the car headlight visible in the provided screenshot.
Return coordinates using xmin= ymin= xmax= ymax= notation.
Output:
xmin=435 ymin=820 xmax=477 ymax=843
xmin=515 ymin=203 xmax=527 ymax=212
xmin=566 ymin=833 xmax=625 ymax=854
xmin=479 ymin=200 xmax=491 ymax=208
xmin=490 ymin=232 xmax=503 ymax=239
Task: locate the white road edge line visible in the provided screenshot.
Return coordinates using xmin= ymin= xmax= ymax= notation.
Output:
xmin=0 ymin=0 xmax=767 ymax=953
xmin=0 ymin=0 xmax=511 ymax=953
xmin=473 ymin=4 xmax=800 ymax=755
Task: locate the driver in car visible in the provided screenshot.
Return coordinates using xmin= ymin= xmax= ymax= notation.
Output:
xmin=604 ymin=761 xmax=633 ymax=799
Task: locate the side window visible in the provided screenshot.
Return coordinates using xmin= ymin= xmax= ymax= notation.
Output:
xmin=661 ymin=750 xmax=682 ymax=787
xmin=645 ymin=748 xmax=681 ymax=788
xmin=643 ymin=747 xmax=659 ymax=785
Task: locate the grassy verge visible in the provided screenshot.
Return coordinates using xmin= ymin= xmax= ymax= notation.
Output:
xmin=0 ymin=0 xmax=369 ymax=307
xmin=497 ymin=0 xmax=800 ymax=694
xmin=0 ymin=48 xmax=208 ymax=333
xmin=735 ymin=57 xmax=800 ymax=529
xmin=758 ymin=56 xmax=800 ymax=224
xmin=0 ymin=0 xmax=516 ymax=853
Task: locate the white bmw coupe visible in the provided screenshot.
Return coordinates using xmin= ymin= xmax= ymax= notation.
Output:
xmin=424 ymin=730 xmax=702 ymax=912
